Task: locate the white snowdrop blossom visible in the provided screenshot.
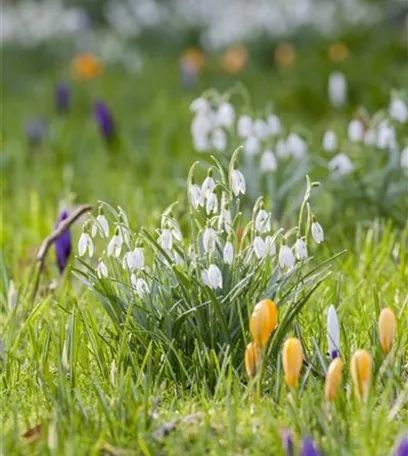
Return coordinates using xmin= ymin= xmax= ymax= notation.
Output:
xmin=322 ymin=130 xmax=337 ymax=152
xmin=133 ymin=247 xmax=145 ymax=270
xmin=276 ymin=139 xmax=289 ymax=158
xmin=201 ymin=174 xmax=216 ymax=196
xmin=278 ymin=244 xmax=295 ymax=269
xmin=243 ymin=135 xmax=261 ymax=157
xmin=190 ymin=97 xmax=210 ymax=113
xmin=202 ymin=264 xmax=223 ymax=290
xmin=223 ymin=242 xmax=234 ymax=265
xmin=131 ymin=274 xmax=150 ymax=299
xmin=328 ymin=71 xmax=347 ymax=107
xmin=189 ymin=183 xmax=203 ymax=209
xmin=203 ymin=228 xmax=218 ymax=253
xmin=205 ymin=191 xmax=218 ymax=215
xmin=217 ymin=102 xmax=235 ymax=128
xmin=253 ymin=236 xmax=268 ymax=260
xmin=389 ymin=98 xmax=408 ymax=123
xmin=122 ymin=251 xmax=135 ymax=270
xmin=211 ymin=128 xmax=227 ymax=152
xmin=255 ymin=209 xmax=271 ymax=233
xmin=193 ymin=133 xmax=209 ymax=152
xmin=237 ymin=114 xmax=252 ymax=138
xmin=159 ymin=228 xmax=173 ymax=250
xmin=401 ymin=146 xmax=408 ymax=172
xmin=96 ymin=260 xmax=108 ymax=278
xmin=91 ymin=214 xmax=109 ymax=238
xmin=267 ymin=114 xmax=282 ymax=136
xmin=265 ymin=236 xmax=276 ymax=256
xmin=107 ymin=233 xmax=123 ymax=258
xmin=311 ymin=221 xmax=324 ymax=244
xmin=231 ymin=168 xmax=246 ymax=196
xmin=260 ymin=150 xmax=277 ymax=171
xmin=286 ymin=133 xmax=307 ymax=158
xmin=327 ymin=305 xmax=340 ymax=359
xmin=78 ymin=232 xmax=94 ymax=257
xmin=253 ymin=118 xmax=269 ymax=140
xmin=376 ymin=121 xmax=395 ymax=150
xmin=347 ymin=119 xmax=364 ymax=142
xmin=328 ymin=153 xmax=355 ymax=177
xmin=294 ymin=238 xmax=308 ymax=260
xmin=218 ymin=208 xmax=232 ymax=233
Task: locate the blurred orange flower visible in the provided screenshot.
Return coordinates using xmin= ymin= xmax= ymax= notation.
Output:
xmin=180 ymin=47 xmax=205 ymax=73
xmin=72 ymin=52 xmax=103 ymax=80
xmin=274 ymin=43 xmax=296 ymax=68
xmin=329 ymin=42 xmax=349 ymax=63
xmin=222 ymin=45 xmax=248 ymax=74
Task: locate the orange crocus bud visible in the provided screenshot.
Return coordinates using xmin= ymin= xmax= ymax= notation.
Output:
xmin=245 ymin=342 xmax=261 ymax=378
xmin=350 ymin=349 xmax=372 ymax=400
xmin=72 ymin=52 xmax=103 ymax=80
xmin=249 ymin=299 xmax=278 ymax=347
xmin=378 ymin=308 xmax=397 ymax=354
xmin=282 ymin=337 xmax=303 ymax=388
xmin=222 ymin=45 xmax=248 ymax=74
xmin=325 ymin=358 xmax=344 ymax=401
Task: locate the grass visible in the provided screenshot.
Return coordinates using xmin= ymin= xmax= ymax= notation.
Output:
xmin=1 ymin=25 xmax=408 ymax=455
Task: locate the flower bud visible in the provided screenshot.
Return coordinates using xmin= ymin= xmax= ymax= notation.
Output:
xmin=282 ymin=337 xmax=303 ymax=388
xmin=249 ymin=299 xmax=278 ymax=347
xmin=379 ymin=308 xmax=397 ymax=354
xmin=245 ymin=342 xmax=261 ymax=378
xmin=350 ymin=349 xmax=372 ymax=400
xmin=324 ymin=358 xmax=343 ymax=401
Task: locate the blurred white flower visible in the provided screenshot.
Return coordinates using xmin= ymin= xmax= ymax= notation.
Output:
xmin=401 ymin=146 xmax=408 ymax=172
xmin=202 ymin=264 xmax=223 ymax=290
xmin=347 ymin=119 xmax=364 ymax=142
xmin=260 ymin=150 xmax=277 ymax=171
xmin=327 ymin=305 xmax=340 ymax=359
xmin=231 ymin=169 xmax=246 ymax=196
xmin=131 ymin=274 xmax=149 ymax=298
xmin=286 ymin=133 xmax=307 ymax=158
xmin=255 ymin=209 xmax=270 ymax=233
xmin=253 ymin=236 xmax=267 ymax=259
xmin=328 ymin=71 xmax=347 ymax=107
xmin=158 ymin=228 xmax=173 ymax=250
xmin=122 ymin=251 xmax=135 ymax=270
xmin=201 ymin=174 xmax=216 ymax=196
xmin=322 ymin=130 xmax=337 ymax=152
xmin=133 ymin=247 xmax=145 ymax=270
xmin=328 ymin=153 xmax=354 ymax=176
xmin=218 ymin=207 xmax=232 ymax=233
xmin=267 ymin=114 xmax=282 ymax=136
xmin=189 ymin=183 xmax=203 ymax=209
xmin=107 ymin=233 xmax=123 ymax=258
xmin=205 ymin=191 xmax=218 ymax=215
xmin=276 ymin=139 xmax=289 ymax=158
xmin=311 ymin=221 xmax=324 ymax=244
xmin=193 ymin=134 xmax=209 ymax=152
xmin=96 ymin=260 xmax=108 ymax=278
xmin=279 ymin=244 xmax=295 ymax=269
xmin=190 ymin=97 xmax=210 ymax=113
xmin=376 ymin=121 xmax=395 ymax=150
xmin=253 ymin=118 xmax=269 ymax=140
xmin=389 ymin=98 xmax=407 ymax=123
xmin=203 ymin=227 xmax=218 ymax=252
xmin=243 ymin=136 xmax=261 ymax=157
xmin=211 ymin=128 xmax=227 ymax=152
xmin=223 ymin=242 xmax=234 ymax=264
xmin=237 ymin=114 xmax=252 ymax=138
xmin=78 ymin=232 xmax=94 ymax=257
xmin=265 ymin=235 xmax=276 ymax=256
xmin=217 ymin=102 xmax=235 ymax=128
xmin=91 ymin=214 xmax=109 ymax=238
xmin=294 ymin=238 xmax=308 ymax=260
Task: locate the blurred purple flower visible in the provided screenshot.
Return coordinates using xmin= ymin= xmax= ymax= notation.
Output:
xmin=54 ymin=210 xmax=72 ymax=274
xmin=396 ymin=436 xmax=408 ymax=456
xmin=301 ymin=436 xmax=321 ymax=456
xmin=281 ymin=429 xmax=294 ymax=456
xmin=94 ymin=101 xmax=115 ymax=140
xmin=180 ymin=63 xmax=197 ymax=89
xmin=26 ymin=119 xmax=47 ymax=145
xmin=55 ymin=82 xmax=70 ymax=113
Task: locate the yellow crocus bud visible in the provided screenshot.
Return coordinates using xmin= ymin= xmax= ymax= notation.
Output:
xmin=249 ymin=299 xmax=278 ymax=347
xmin=282 ymin=338 xmax=303 ymax=388
xmin=325 ymin=358 xmax=344 ymax=401
xmin=379 ymin=308 xmax=397 ymax=354
xmin=350 ymin=350 xmax=372 ymax=400
xmin=245 ymin=342 xmax=261 ymax=378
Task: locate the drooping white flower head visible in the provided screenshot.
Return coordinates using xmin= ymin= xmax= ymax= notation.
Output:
xmin=190 ymin=97 xmax=210 ymax=113
xmin=327 ymin=305 xmax=340 ymax=359
xmin=78 ymin=232 xmax=94 ymax=257
xmin=189 ymin=183 xmax=203 ymax=209
xmin=201 ymin=172 xmax=216 ymax=197
xmin=91 ymin=213 xmax=109 ymax=238
xmin=322 ymin=130 xmax=337 ymax=152
xmin=376 ymin=120 xmax=396 ymax=150
xmin=158 ymin=228 xmax=173 ymax=250
xmin=202 ymin=264 xmax=223 ymax=290
xmin=260 ymin=150 xmax=277 ymax=172
xmin=223 ymin=242 xmax=234 ymax=265
xmin=253 ymin=236 xmax=267 ymax=260
xmin=328 ymin=71 xmax=347 ymax=107
xmin=96 ymin=260 xmax=108 ymax=278
xmin=205 ymin=191 xmax=218 ymax=215
xmin=328 ymin=153 xmax=354 ymax=177
xmin=243 ymin=135 xmax=261 ymax=157
xmin=237 ymin=114 xmax=253 ymax=138
xmin=347 ymin=119 xmax=364 ymax=142
xmin=389 ymin=98 xmax=408 ymax=123
xmin=131 ymin=274 xmax=150 ymax=299
xmin=255 ymin=208 xmax=271 ymax=233
xmin=211 ymin=128 xmax=227 ymax=152
xmin=275 ymin=138 xmax=289 ymax=158
xmin=267 ymin=114 xmax=282 ymax=136
xmin=253 ymin=118 xmax=269 ymax=140
xmin=265 ymin=235 xmax=276 ymax=256
xmin=311 ymin=220 xmax=324 ymax=244
xmin=278 ymin=244 xmax=295 ymax=269
xmin=203 ymin=227 xmax=218 ymax=253
xmin=133 ymin=247 xmax=145 ymax=270
xmin=286 ymin=133 xmax=307 ymax=158
xmin=122 ymin=251 xmax=135 ymax=270
xmin=294 ymin=238 xmax=308 ymax=260
xmin=218 ymin=207 xmax=232 ymax=233
xmin=107 ymin=231 xmax=123 ymax=258
xmin=401 ymin=146 xmax=408 ymax=172
xmin=193 ymin=133 xmax=209 ymax=152
xmin=231 ymin=168 xmax=246 ymax=196
xmin=217 ymin=101 xmax=235 ymax=128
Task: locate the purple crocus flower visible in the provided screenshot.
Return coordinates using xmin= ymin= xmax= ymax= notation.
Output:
xmin=301 ymin=436 xmax=321 ymax=456
xmin=26 ymin=118 xmax=47 ymax=145
xmin=94 ymin=101 xmax=115 ymax=141
xmin=55 ymin=82 xmax=70 ymax=113
xmin=396 ymin=436 xmax=408 ymax=456
xmin=54 ymin=210 xmax=72 ymax=274
xmin=281 ymin=429 xmax=294 ymax=456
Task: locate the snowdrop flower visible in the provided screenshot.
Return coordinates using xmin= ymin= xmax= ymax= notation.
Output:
xmin=260 ymin=150 xmax=277 ymax=171
xmin=201 ymin=171 xmax=216 ymax=196
xmin=328 ymin=71 xmax=347 ymax=107
xmin=348 ymin=119 xmax=364 ymax=142
xmin=279 ymin=244 xmax=295 ymax=269
xmin=189 ymin=182 xmax=203 ymax=209
xmin=202 ymin=264 xmax=223 ymax=290
xmin=294 ymin=238 xmax=308 ymax=260
xmin=376 ymin=121 xmax=395 ymax=149
xmin=231 ymin=168 xmax=246 ymax=196
xmin=122 ymin=251 xmax=135 ymax=270
xmin=158 ymin=228 xmax=173 ymax=250
xmin=276 ymin=139 xmax=289 ymax=158
xmin=322 ymin=130 xmax=337 ymax=152
xmin=203 ymin=227 xmax=218 ymax=253
xmin=243 ymin=135 xmax=261 ymax=157
xmin=133 ymin=247 xmax=145 ymax=270
xmin=327 ymin=305 xmax=340 ymax=359
xmin=107 ymin=230 xmax=123 ymax=258
xmin=401 ymin=146 xmax=408 ymax=172
xmin=265 ymin=235 xmax=276 ymax=256
xmin=253 ymin=236 xmax=268 ymax=260
xmin=389 ymin=98 xmax=408 ymax=123
xmin=190 ymin=97 xmax=210 ymax=113
xmin=211 ymin=128 xmax=227 ymax=152
xmin=205 ymin=191 xmax=218 ymax=215
xmin=223 ymin=241 xmax=234 ymax=265
xmin=286 ymin=133 xmax=307 ymax=158
xmin=267 ymin=114 xmax=282 ymax=136
xmin=253 ymin=118 xmax=269 ymax=140
xmin=218 ymin=207 xmax=232 ymax=233
xmin=311 ymin=220 xmax=324 ymax=244
xmin=217 ymin=102 xmax=235 ymax=128
xmin=78 ymin=231 xmax=94 ymax=257
xmin=131 ymin=274 xmax=150 ymax=299
xmin=255 ymin=208 xmax=271 ymax=233
xmin=91 ymin=212 xmax=109 ymax=238
xmin=193 ymin=133 xmax=209 ymax=152
xmin=237 ymin=114 xmax=252 ymax=137
xmin=96 ymin=260 xmax=108 ymax=278
xmin=328 ymin=153 xmax=354 ymax=176
xmin=364 ymin=128 xmax=377 ymax=146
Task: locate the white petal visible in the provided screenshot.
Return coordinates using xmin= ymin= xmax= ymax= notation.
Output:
xmin=223 ymin=242 xmax=234 ymax=265
xmin=311 ymin=222 xmax=324 ymax=244
xmin=327 ymin=305 xmax=340 ymax=359
xmin=279 ymin=245 xmax=295 ymax=269
xmin=78 ymin=233 xmax=88 ymax=257
xmin=254 ymin=237 xmax=266 ymax=260
xmin=260 ymin=150 xmax=277 ymax=171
